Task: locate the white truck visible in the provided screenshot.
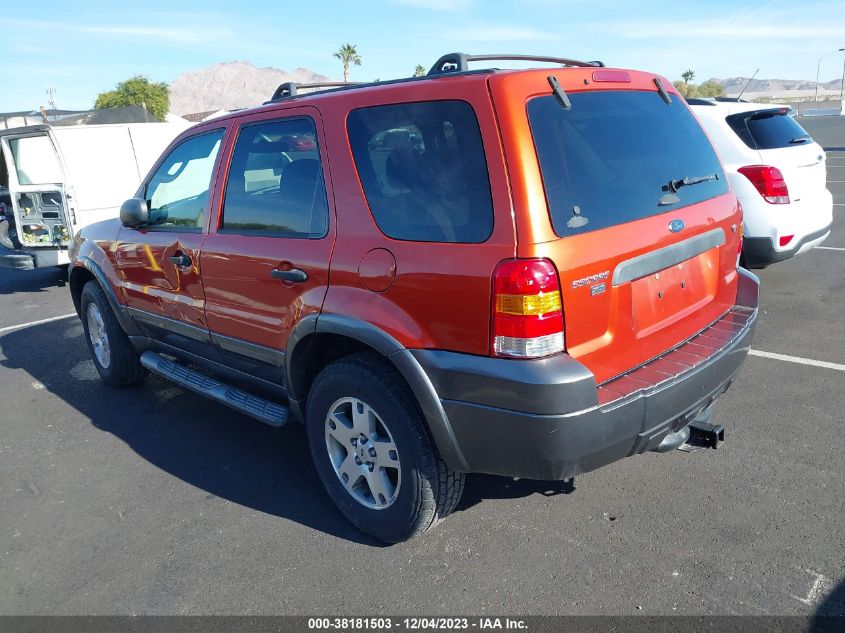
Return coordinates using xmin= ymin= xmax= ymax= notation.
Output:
xmin=0 ymin=120 xmax=189 ymax=270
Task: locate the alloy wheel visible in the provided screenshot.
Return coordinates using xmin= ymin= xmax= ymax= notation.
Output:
xmin=324 ymin=397 xmax=401 ymax=509
xmin=86 ymin=302 xmax=111 ymax=369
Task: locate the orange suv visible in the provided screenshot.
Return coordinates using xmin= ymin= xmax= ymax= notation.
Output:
xmin=68 ymin=53 xmax=759 ymax=542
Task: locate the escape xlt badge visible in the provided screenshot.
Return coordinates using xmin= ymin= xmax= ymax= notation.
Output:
xmin=572 ymin=271 xmax=609 ymax=289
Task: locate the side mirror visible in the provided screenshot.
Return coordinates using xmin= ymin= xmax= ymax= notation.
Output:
xmin=120 ymin=198 xmax=149 ymax=228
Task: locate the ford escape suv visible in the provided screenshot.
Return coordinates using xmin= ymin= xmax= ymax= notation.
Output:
xmin=68 ymin=53 xmax=759 ymax=543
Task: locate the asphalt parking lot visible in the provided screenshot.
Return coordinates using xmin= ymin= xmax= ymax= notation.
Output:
xmin=1 ymin=118 xmax=843 ymax=617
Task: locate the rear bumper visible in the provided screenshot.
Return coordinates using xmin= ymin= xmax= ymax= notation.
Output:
xmin=414 ymin=268 xmax=760 ymax=480
xmin=743 ymin=223 xmax=831 ymax=268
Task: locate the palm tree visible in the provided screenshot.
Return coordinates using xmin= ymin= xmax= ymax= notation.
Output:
xmin=334 ymin=44 xmax=362 ymax=83
xmin=414 ymin=64 xmax=426 ymax=77
xmin=681 ymin=69 xmax=695 ymax=86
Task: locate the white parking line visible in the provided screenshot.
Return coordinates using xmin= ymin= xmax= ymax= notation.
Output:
xmin=791 ymin=570 xmax=833 ymax=607
xmin=0 ymin=313 xmax=76 ymax=335
xmin=749 ymin=350 xmax=845 ymax=371
xmin=815 ymin=246 xmax=845 ymax=251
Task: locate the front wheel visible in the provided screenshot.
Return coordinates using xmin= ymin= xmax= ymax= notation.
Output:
xmin=80 ymin=281 xmax=147 ymax=387
xmin=306 ymin=352 xmax=464 ymax=543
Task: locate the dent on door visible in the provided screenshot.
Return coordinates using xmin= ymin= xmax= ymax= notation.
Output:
xmin=116 ymin=231 xmax=206 ymax=327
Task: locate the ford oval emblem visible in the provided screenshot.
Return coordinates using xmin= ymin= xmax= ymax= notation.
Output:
xmin=669 ymin=219 xmax=685 ymax=233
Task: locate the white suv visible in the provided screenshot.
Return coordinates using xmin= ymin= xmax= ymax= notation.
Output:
xmin=689 ymin=99 xmax=832 ymax=267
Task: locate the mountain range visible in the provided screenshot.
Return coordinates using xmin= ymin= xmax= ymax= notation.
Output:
xmin=713 ymin=76 xmax=841 ymax=95
xmin=167 ymin=61 xmax=843 ymax=114
xmin=169 ymin=61 xmax=332 ymax=115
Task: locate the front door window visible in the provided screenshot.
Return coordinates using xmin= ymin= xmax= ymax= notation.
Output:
xmin=145 ymin=130 xmax=224 ymax=230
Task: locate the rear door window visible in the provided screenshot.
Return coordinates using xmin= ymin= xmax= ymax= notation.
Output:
xmin=347 ymin=100 xmax=494 ymax=243
xmin=9 ymin=135 xmax=63 ymax=185
xmin=527 ymin=91 xmax=728 ymax=237
xmin=221 ymin=117 xmax=328 ymax=237
xmin=725 ymin=108 xmax=810 ymax=149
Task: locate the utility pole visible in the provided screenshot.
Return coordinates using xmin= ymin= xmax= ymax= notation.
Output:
xmin=816 ymin=48 xmax=845 ymax=105
xmin=840 ymin=48 xmax=845 ymax=104
xmin=45 ymin=86 xmax=57 ymax=111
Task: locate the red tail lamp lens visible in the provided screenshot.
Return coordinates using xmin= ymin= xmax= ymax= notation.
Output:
xmin=492 ymin=259 xmax=565 ymax=359
xmin=738 ymin=165 xmax=790 ymax=204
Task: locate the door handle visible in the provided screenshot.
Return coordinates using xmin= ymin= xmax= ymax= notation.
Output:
xmin=271 ymin=268 xmax=308 ymax=283
xmin=169 ymin=253 xmax=191 ymax=267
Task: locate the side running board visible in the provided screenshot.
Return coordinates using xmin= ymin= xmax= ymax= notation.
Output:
xmin=140 ymin=351 xmax=289 ymax=428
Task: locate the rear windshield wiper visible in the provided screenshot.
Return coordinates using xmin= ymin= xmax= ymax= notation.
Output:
xmin=663 ymin=173 xmax=718 ymax=194
xmin=547 ymin=75 xmax=571 ymax=110
xmin=789 ymin=136 xmax=811 ymax=144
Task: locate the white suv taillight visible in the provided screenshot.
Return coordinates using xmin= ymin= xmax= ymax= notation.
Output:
xmin=738 ymin=165 xmax=790 ymax=204
xmin=492 ymin=258 xmax=565 ymax=359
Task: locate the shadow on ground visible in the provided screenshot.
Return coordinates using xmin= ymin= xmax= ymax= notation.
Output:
xmin=0 ymin=319 xmax=579 ymax=546
xmin=459 ymin=474 xmax=575 ymax=510
xmin=0 ymin=263 xmax=66 ymax=295
xmin=813 ymin=575 xmax=845 ymax=624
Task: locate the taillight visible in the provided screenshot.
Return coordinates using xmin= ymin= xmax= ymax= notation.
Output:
xmin=779 ymin=234 xmax=794 ymax=247
xmin=492 ymin=258 xmax=564 ymax=359
xmin=738 ymin=165 xmax=790 ymax=204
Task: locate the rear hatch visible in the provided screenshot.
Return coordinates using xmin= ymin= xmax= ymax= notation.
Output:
xmin=0 ymin=129 xmax=72 ymax=250
xmin=726 ymin=107 xmax=827 ymax=204
xmin=490 ymin=69 xmax=742 ymax=384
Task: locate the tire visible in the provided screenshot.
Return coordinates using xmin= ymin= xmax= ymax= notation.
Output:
xmin=306 ymin=352 xmax=464 ymax=543
xmin=79 ymin=281 xmax=147 ymax=387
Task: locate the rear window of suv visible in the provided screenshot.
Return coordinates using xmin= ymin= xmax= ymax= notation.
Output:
xmin=347 ymin=100 xmax=494 ymax=243
xmin=527 ymin=90 xmax=728 ymax=237
xmin=725 ymin=108 xmax=810 ymax=150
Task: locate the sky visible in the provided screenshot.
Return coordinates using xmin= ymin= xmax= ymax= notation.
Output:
xmin=1 ymin=0 xmax=844 ymax=112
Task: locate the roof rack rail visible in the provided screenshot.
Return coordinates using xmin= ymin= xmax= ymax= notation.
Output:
xmin=268 ymin=81 xmax=363 ymax=103
xmin=427 ymin=53 xmax=605 ymax=76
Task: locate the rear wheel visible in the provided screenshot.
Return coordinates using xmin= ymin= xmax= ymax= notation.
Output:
xmin=80 ymin=281 xmax=147 ymax=387
xmin=306 ymin=352 xmax=464 ymax=543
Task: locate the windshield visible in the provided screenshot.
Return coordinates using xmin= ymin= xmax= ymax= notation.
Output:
xmin=527 ymin=90 xmax=728 ymax=237
xmin=9 ymin=135 xmax=63 ymax=186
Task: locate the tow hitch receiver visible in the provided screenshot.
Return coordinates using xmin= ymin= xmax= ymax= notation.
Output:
xmin=677 ymin=408 xmax=725 ymax=452
xmin=689 ymin=419 xmax=725 ymax=449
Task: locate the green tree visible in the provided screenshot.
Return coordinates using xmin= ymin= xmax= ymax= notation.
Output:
xmin=681 ymin=69 xmax=695 ymax=86
xmin=696 ymin=80 xmax=726 ymax=98
xmin=414 ymin=64 xmax=426 ymax=77
xmin=673 ymin=80 xmax=696 ymax=98
xmin=94 ymin=75 xmax=169 ymax=120
xmin=334 ymin=44 xmax=362 ymax=83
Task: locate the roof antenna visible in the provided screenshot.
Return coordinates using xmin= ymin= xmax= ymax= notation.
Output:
xmin=736 ymin=69 xmax=758 ymax=102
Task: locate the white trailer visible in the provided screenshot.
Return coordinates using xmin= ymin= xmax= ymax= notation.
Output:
xmin=0 ymin=120 xmax=189 ymax=269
